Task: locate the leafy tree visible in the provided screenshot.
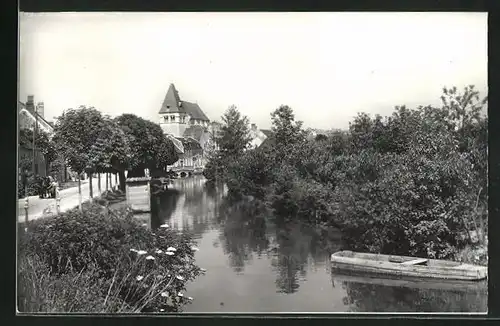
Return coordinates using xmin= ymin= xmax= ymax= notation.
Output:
xmin=219 ymin=105 xmax=252 ymax=159
xmin=115 ymin=114 xmax=178 ymax=188
xmin=88 ymin=116 xmax=131 ymax=193
xmin=53 ymin=106 xmax=104 ymax=209
xmin=19 ymin=128 xmax=57 ymax=175
xmin=315 ymin=134 xmax=328 ymax=142
xmin=204 ymin=106 xmax=252 ymax=183
xmin=270 ymin=105 xmax=306 ymax=147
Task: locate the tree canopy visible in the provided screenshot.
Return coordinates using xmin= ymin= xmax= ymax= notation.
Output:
xmin=218 ymin=105 xmax=252 ymax=159
xmin=88 ymin=116 xmax=131 ymax=174
xmin=115 ymin=114 xmax=178 ymax=176
xmin=52 ymin=106 xmax=104 ymax=174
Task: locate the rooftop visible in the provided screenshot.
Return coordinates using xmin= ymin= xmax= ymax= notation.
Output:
xmin=159 ymin=84 xmax=210 ymax=121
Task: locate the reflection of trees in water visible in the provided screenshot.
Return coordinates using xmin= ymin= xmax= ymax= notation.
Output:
xmin=270 ymin=221 xmax=344 ymax=294
xmin=216 ymin=199 xmax=270 ymax=273
xmin=150 ymin=189 xmax=181 ymax=230
xmin=217 ymin=198 xmax=344 ymax=294
xmin=270 ymin=223 xmax=313 ymax=294
xmin=340 ymin=280 xmax=487 ymax=312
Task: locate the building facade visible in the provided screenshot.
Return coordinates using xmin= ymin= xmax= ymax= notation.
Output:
xmin=159 ymin=84 xmax=212 ymax=174
xmin=18 ymin=95 xmax=73 ymax=181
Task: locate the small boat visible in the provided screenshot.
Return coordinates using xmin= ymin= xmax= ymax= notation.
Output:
xmin=331 ymin=251 xmax=487 ymax=281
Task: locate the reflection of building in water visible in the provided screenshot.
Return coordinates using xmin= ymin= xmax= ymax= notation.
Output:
xmin=166 ymin=177 xmax=219 ymax=235
xmin=169 ymin=194 xmax=186 ymax=230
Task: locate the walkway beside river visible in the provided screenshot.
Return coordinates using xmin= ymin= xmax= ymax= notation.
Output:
xmin=17 ymin=174 xmax=118 ymax=223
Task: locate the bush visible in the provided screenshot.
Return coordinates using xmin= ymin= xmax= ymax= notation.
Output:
xmin=19 ymin=203 xmax=203 ymax=313
xmin=226 ymin=148 xmax=274 ymax=200
xmin=222 ymin=87 xmax=487 ymax=262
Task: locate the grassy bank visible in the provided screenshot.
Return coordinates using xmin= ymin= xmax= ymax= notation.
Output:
xmin=18 ymin=193 xmax=203 ymax=313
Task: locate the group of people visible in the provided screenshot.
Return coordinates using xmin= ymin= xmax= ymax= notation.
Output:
xmin=36 ymin=175 xmax=58 ymax=199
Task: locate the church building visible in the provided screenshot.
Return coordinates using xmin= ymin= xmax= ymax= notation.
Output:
xmin=159 ymin=84 xmax=212 ymax=174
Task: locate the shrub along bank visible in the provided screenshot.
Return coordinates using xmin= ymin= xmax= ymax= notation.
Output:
xmin=18 ymin=202 xmax=203 ymax=313
xmin=205 ymin=86 xmax=488 ymax=265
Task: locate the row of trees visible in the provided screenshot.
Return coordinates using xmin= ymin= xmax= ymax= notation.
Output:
xmin=47 ymin=106 xmax=179 ymax=208
xmin=204 ymin=85 xmax=488 ymax=261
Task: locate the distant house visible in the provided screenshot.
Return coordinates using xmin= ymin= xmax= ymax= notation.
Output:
xmin=248 ymin=123 xmax=272 ymax=149
xmin=18 ymin=96 xmax=53 ymax=134
xmin=18 ymin=95 xmax=73 ymax=181
xmin=158 ymin=84 xmax=212 ymax=172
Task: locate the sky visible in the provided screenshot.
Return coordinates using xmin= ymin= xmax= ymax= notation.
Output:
xmin=19 ymin=12 xmax=487 ymax=130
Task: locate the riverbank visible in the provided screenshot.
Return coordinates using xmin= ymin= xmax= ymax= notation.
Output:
xmin=17 ymin=192 xmax=202 ymax=313
xmin=161 ymin=176 xmax=487 ymax=313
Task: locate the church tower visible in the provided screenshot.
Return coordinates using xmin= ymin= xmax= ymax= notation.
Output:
xmin=158 ymin=84 xmax=191 ymax=137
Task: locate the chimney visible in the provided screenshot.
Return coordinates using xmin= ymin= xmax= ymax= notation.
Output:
xmin=26 ymin=95 xmax=34 ymax=111
xmin=36 ymin=102 xmax=45 ymax=118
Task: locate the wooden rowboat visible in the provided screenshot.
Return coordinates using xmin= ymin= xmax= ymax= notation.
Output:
xmin=331 ymin=251 xmax=487 ymax=281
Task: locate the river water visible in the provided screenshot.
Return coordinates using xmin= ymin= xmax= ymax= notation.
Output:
xmin=150 ymin=176 xmax=487 ymax=313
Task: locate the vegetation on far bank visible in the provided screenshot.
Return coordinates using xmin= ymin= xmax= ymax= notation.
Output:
xmin=204 ymin=85 xmax=488 ymax=265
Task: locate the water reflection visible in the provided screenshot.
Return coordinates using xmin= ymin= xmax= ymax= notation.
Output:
xmin=217 ymin=200 xmax=270 ymax=274
xmin=333 ymin=273 xmax=487 ymax=312
xmin=147 ymin=176 xmax=486 ymax=313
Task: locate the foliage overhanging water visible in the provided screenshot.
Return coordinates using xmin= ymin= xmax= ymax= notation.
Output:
xmin=149 ymin=176 xmax=487 ymax=313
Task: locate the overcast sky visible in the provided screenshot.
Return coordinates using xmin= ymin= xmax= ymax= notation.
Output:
xmin=19 ymin=12 xmax=487 ymax=130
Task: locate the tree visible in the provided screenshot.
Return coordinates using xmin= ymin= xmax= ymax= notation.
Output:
xmin=218 ymin=105 xmax=252 ymax=159
xmin=115 ymin=114 xmax=178 ymax=189
xmin=53 ymin=106 xmax=104 ymax=209
xmin=270 ymin=105 xmax=306 ymax=146
xmin=19 ymin=128 xmax=57 ymax=175
xmin=88 ymin=116 xmax=131 ymax=194
xmin=204 ymin=106 xmax=252 ymax=183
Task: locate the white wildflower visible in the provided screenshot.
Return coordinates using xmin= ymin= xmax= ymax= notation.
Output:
xmin=160 ymin=309 xmax=165 ymax=312
xmin=187 ymin=297 xmax=193 ymax=301
xmin=155 ymin=249 xmax=163 ymax=254
xmin=161 ymin=292 xmax=168 ymax=297
xmin=176 ymin=275 xmax=184 ymax=281
xmin=130 ymin=249 xmax=138 ymax=253
xmin=137 ymin=250 xmax=147 ymax=255
xmin=190 ymin=246 xmax=199 ymax=252
xmin=146 ymin=255 xmax=155 ymax=260
xmin=165 ymin=251 xmax=174 ymax=256
xmin=178 ymin=292 xmax=184 ymax=297
xmin=160 ymin=223 xmax=169 ymax=228
xmin=167 ymin=247 xmax=177 ymax=252
xmin=24 ymin=227 xmax=28 ymax=232
xmin=136 ymin=275 xmax=144 ymax=281
xmin=142 ymin=223 xmax=147 ymax=227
